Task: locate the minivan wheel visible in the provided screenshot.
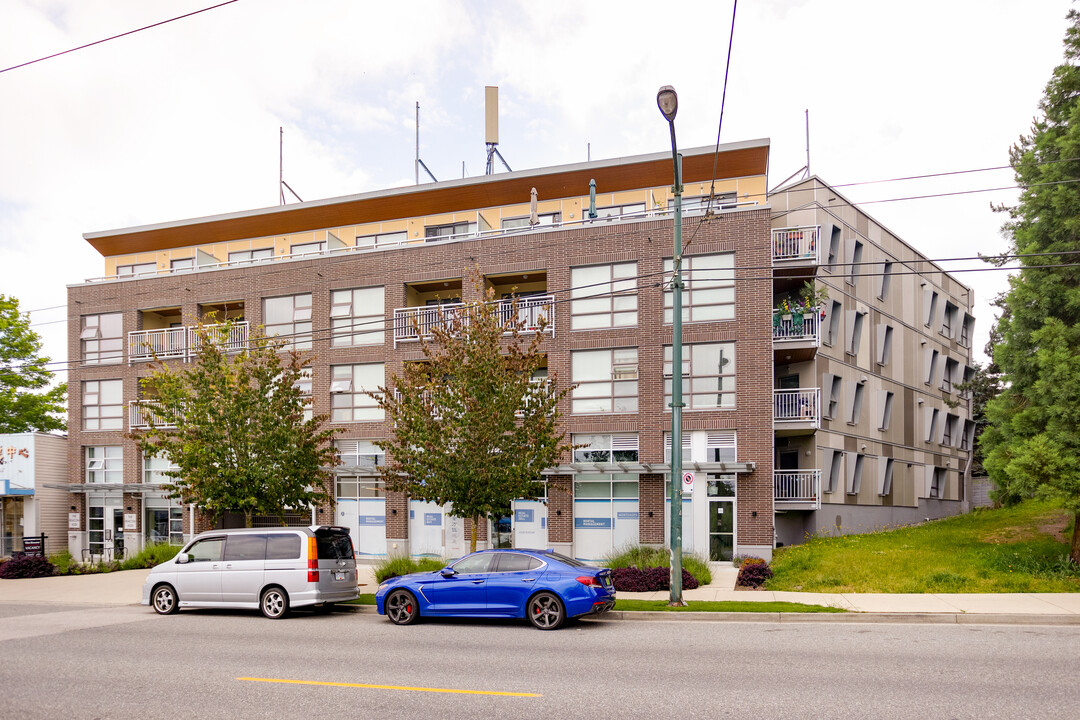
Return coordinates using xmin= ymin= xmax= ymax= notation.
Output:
xmin=151 ymin=584 xmax=178 ymax=615
xmin=386 ymin=589 xmax=419 ymax=625
xmin=260 ymin=587 xmax=289 ymax=619
xmin=527 ymin=592 xmax=565 ymax=630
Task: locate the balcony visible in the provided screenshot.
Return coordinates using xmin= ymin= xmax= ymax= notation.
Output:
xmin=393 ymin=296 xmax=554 ymax=347
xmin=128 ymin=322 xmax=249 ymax=362
xmin=129 ymin=400 xmax=177 ymax=430
xmin=772 ymin=226 xmax=820 ymax=264
xmin=773 ymin=307 xmax=821 ymax=364
xmin=774 ymin=469 xmax=821 ymax=510
xmin=774 ymin=388 xmax=820 ymax=434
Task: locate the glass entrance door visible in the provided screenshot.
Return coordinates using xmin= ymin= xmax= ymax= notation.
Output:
xmin=708 ymin=499 xmax=734 ymax=561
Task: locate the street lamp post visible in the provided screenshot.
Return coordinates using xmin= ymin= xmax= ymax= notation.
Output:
xmin=657 ymin=85 xmax=686 ymax=607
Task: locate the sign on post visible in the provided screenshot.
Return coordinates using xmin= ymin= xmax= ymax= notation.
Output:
xmin=682 ymin=471 xmax=694 ymax=495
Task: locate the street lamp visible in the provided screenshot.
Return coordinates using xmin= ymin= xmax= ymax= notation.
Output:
xmin=658 ymin=85 xmax=686 ymax=607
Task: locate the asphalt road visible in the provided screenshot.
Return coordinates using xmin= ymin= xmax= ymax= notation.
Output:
xmin=1 ymin=603 xmax=1078 ymax=719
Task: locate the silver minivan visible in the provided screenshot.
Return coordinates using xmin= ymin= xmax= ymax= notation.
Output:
xmin=141 ymin=526 xmax=359 ymax=619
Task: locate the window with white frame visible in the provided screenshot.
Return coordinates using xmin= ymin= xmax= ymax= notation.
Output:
xmin=331 ymin=286 xmax=385 ymax=347
xmin=170 ymin=258 xmax=194 ymax=272
xmin=669 ymin=194 xmax=737 ymax=212
xmin=502 ymin=212 xmax=561 ymax=229
xmin=264 ymin=293 xmax=312 ymax=350
xmin=593 ymin=202 xmax=645 ymax=219
xmin=336 ymin=476 xmax=386 ymax=498
xmin=570 ymin=262 xmax=637 ymax=329
xmin=228 ymin=248 xmax=273 ymax=264
xmin=571 ymin=348 xmax=638 ymax=413
xmin=295 ymin=368 xmax=313 ymax=422
xmin=143 ymin=453 xmax=179 ymax=484
xmin=572 ymin=434 xmax=639 ymax=463
xmin=664 ymin=342 xmax=736 ymax=410
xmin=355 ymin=231 xmax=407 ymax=248
xmin=425 ymin=221 xmax=476 ymax=239
xmin=330 ymin=364 xmax=384 ymax=422
xmin=664 ymin=253 xmax=735 ymax=323
xmin=664 ymin=430 xmax=737 ymax=463
xmin=290 ymin=240 xmax=326 ymax=255
xmin=83 ymin=379 xmax=123 ymax=430
xmin=116 ymin=262 xmax=156 ymax=276
xmin=336 ymin=439 xmax=385 ymax=468
xmin=86 ymin=446 xmax=122 ymax=483
xmin=81 ymin=313 xmax=123 ymax=365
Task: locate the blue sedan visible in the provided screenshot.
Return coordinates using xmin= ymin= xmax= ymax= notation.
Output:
xmin=375 ymin=549 xmax=616 ymax=630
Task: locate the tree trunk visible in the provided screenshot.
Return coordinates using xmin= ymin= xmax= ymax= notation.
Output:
xmin=1071 ymin=512 xmax=1080 ymax=566
xmin=244 ymin=510 xmax=253 ymax=528
xmin=470 ymin=515 xmax=479 ymax=553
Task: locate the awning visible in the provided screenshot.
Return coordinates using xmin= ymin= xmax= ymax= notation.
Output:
xmin=0 ymin=480 xmax=34 ymax=496
xmin=540 ymin=461 xmax=756 ymax=476
xmin=41 ymin=482 xmax=172 ymax=494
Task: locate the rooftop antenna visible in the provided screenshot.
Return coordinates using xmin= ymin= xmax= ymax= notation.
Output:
xmin=415 ymin=102 xmax=437 ymax=183
xmin=279 ymin=127 xmax=303 ymax=204
xmin=484 ymin=86 xmax=511 ymax=174
xmin=766 ymin=109 xmax=812 ymax=195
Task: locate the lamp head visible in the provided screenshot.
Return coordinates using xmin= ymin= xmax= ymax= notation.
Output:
xmin=657 ymin=85 xmax=678 ymax=122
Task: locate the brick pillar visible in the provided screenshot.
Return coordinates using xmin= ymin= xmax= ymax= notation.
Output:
xmin=547 ymin=475 xmax=572 ymax=544
xmin=639 ymin=474 xmax=665 ymax=545
xmin=385 ymin=490 xmax=409 ymax=555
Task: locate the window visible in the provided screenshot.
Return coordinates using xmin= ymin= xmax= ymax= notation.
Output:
xmin=845 ymin=381 xmax=865 ymax=425
xmin=664 ymin=253 xmax=735 ymax=323
xmin=451 ymin=553 xmax=496 ymax=573
xmin=878 ymin=390 xmax=895 ymax=431
xmin=664 ymin=343 xmax=736 ymax=409
xmin=143 ymin=453 xmax=178 ymax=484
xmin=928 ymin=467 xmax=946 ymax=499
xmin=822 ymin=373 xmax=843 ymax=420
xmin=822 ymin=448 xmax=843 ymax=493
xmin=331 ymin=287 xmax=385 ymax=346
xmin=664 ymin=431 xmax=737 ymax=463
xmin=495 ymin=553 xmax=544 ymax=572
xmin=86 ymin=446 xmax=122 ymax=483
xmin=574 ymin=477 xmax=639 ymax=498
xmin=290 ymin=241 xmax=326 ymax=255
xmin=264 ymin=294 xmax=312 ymax=350
xmin=670 ymin=194 xmax=737 ymax=212
xmin=571 ymin=348 xmax=638 ymax=413
xmin=958 ymin=313 xmax=975 ymax=347
xmin=187 ymin=538 xmax=224 ymax=563
xmin=356 ymin=231 xmax=408 ymax=248
xmin=877 ymin=261 xmax=894 ymax=300
xmin=941 ymin=301 xmax=959 ymax=338
xmin=81 ymin=313 xmax=123 ymax=365
xmin=295 ymin=368 xmax=312 ymax=422
xmin=593 ymin=202 xmax=645 ymax=219
xmin=570 ymin=262 xmax=637 ymax=329
xmin=942 ymin=357 xmax=959 ymax=393
xmin=924 ymin=348 xmax=940 ymax=386
xmin=330 ymin=364 xmax=384 ymax=422
xmin=116 ymin=262 xmax=156 ymax=276
xmin=145 ymin=506 xmax=183 ymax=545
xmin=825 ymin=225 xmax=841 ymax=271
xmin=83 ymin=379 xmax=123 ymax=430
xmin=845 ymin=310 xmax=866 ymax=355
xmin=170 ymin=258 xmax=194 ymax=271
xmin=923 ymin=288 xmax=939 ymax=328
xmin=925 ymin=407 xmax=941 ymax=443
xmin=960 ymin=419 xmax=976 ymax=452
xmin=845 ymin=452 xmax=865 ymax=494
xmin=942 ymin=413 xmax=960 ymax=447
xmin=573 ymin=434 xmax=639 ymax=463
xmin=228 ymin=248 xmax=273 ymax=264
xmin=336 ymin=439 xmax=385 ymax=468
xmin=876 ymin=323 xmax=894 ymax=366
xmin=336 ymin=477 xmax=386 ymax=498
xmin=425 ymin=221 xmax=475 ymax=240
xmin=266 ymin=534 xmax=301 ymax=560
xmin=502 ymin=212 xmax=561 ymax=229
xmin=877 ymin=458 xmax=895 ymax=496
xmin=224 ymin=534 xmax=267 ymax=561
xmin=845 ymin=239 xmax=863 ymax=286
xmin=824 ymin=300 xmax=843 ymax=346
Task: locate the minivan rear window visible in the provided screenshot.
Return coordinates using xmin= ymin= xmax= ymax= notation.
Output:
xmin=223 ymin=534 xmax=267 ymax=561
xmin=266 ymin=533 xmax=301 ymax=560
xmin=315 ymin=530 xmax=354 ymax=560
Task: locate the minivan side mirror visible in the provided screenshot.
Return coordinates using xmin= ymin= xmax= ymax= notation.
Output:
xmin=176 ymin=553 xmax=190 ymax=564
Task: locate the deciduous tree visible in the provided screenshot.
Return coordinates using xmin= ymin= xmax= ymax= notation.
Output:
xmin=0 ymin=295 xmax=65 ymax=433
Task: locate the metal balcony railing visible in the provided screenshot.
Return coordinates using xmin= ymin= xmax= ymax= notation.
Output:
xmin=496 ymin=295 xmax=554 ymax=334
xmin=128 ymin=327 xmax=187 ymax=362
xmin=774 ymin=469 xmax=821 ymax=506
xmin=773 ymin=307 xmax=821 ymax=343
xmin=772 ymin=226 xmax=820 ymax=264
xmin=393 ymin=296 xmax=554 ymax=346
xmin=129 ymin=400 xmax=177 ymax=429
xmin=773 ymin=388 xmax=821 ymax=425
xmin=189 ymin=321 xmax=249 ymax=355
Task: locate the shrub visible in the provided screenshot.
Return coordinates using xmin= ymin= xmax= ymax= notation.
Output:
xmin=735 ymin=558 xmax=773 ymax=589
xmin=118 ymin=543 xmax=181 ymax=571
xmin=375 ymin=555 xmax=446 ymax=583
xmin=604 ymin=545 xmax=711 ymax=586
xmin=0 ymin=554 xmax=56 ymax=579
xmin=49 ymin=550 xmax=76 ymax=575
xmin=731 ymin=554 xmax=762 ymax=568
xmin=611 ymin=566 xmax=699 ymax=592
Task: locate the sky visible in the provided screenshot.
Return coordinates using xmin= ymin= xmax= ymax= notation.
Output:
xmin=1 ymin=0 xmax=1074 ymax=381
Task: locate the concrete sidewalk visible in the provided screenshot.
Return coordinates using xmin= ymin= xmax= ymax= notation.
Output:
xmin=0 ymin=563 xmax=1077 ymax=622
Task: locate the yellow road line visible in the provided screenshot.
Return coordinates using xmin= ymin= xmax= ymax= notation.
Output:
xmin=237 ymin=677 xmax=542 ymax=698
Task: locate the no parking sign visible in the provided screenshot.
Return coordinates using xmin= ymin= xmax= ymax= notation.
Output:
xmin=682 ymin=471 xmax=694 ymax=494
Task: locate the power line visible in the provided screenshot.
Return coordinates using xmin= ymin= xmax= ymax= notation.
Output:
xmin=0 ymin=0 xmax=240 ymax=75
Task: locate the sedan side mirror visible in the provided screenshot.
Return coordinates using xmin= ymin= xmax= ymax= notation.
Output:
xmin=176 ymin=553 xmax=191 ymax=564
xmin=440 ymin=568 xmax=456 ymax=578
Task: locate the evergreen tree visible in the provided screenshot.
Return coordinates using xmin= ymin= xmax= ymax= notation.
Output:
xmin=982 ymin=10 xmax=1080 ymax=563
xmin=0 ymin=295 xmax=65 ymax=433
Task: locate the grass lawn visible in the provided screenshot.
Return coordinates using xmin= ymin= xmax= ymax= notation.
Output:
xmin=769 ymin=499 xmax=1080 ymax=593
xmin=612 ymin=599 xmax=844 ymax=613
xmin=349 ymin=594 xmax=377 ymax=605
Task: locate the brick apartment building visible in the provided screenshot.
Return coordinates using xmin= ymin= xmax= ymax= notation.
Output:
xmin=62 ymin=138 xmax=974 ymax=562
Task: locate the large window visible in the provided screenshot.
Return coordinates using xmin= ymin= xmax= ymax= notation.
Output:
xmin=81 ymin=313 xmax=123 ymax=365
xmin=264 ymin=294 xmax=312 ymax=350
xmin=143 ymin=453 xmax=178 ymax=484
xmin=83 ymin=379 xmax=123 ymax=430
xmin=571 ymin=348 xmax=638 ymax=414
xmin=336 ymin=439 xmax=385 ymax=467
xmin=425 ymin=221 xmax=475 ymax=240
xmin=116 ymin=262 xmax=156 ymax=276
xmin=664 ymin=343 xmax=735 ymax=410
xmin=570 ymin=263 xmax=637 ymax=329
xmin=502 ymin=212 xmax=560 ymax=229
xmin=336 ymin=477 xmax=386 ymax=498
xmin=228 ymin=248 xmax=273 ymax=264
xmin=331 ymin=287 xmax=385 ymax=347
xmin=86 ymin=446 xmax=122 ymax=483
xmin=330 ymin=364 xmax=384 ymax=422
xmin=572 ymin=434 xmax=638 ymax=463
xmin=664 ymin=253 xmax=735 ymax=323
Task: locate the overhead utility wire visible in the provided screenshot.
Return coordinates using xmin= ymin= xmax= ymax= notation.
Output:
xmin=0 ymin=0 xmax=240 ymax=75
xmin=705 ymin=0 xmax=739 ymax=219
